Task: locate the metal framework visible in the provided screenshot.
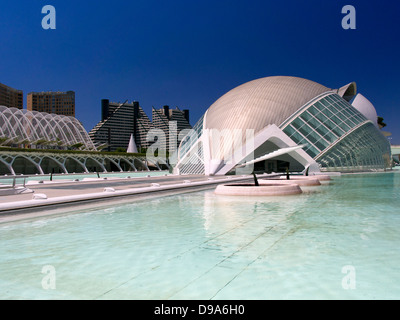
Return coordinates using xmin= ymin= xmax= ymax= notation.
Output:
xmin=0 ymin=106 xmax=95 ymax=150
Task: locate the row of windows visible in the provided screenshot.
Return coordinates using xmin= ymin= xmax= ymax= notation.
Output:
xmin=282 ymin=93 xmax=368 ymax=158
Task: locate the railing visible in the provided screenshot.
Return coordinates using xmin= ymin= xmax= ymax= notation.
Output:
xmin=0 ymin=175 xmax=27 ymax=188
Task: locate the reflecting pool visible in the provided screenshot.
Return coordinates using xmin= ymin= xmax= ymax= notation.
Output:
xmin=0 ymin=171 xmax=399 ymax=299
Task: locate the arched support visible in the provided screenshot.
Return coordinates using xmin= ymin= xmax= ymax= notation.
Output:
xmin=156 ymin=157 xmax=170 ymax=170
xmin=133 ymin=158 xmax=149 ymax=171
xmin=39 ymin=156 xmax=68 ymax=174
xmin=62 ymin=156 xmax=89 ymax=173
xmin=83 ymin=156 xmax=107 ymax=173
xmin=119 ymin=158 xmax=137 ymax=171
xmin=0 ymin=157 xmax=15 ymax=175
xmin=103 ymin=157 xmax=123 ymax=172
xmin=147 ymin=158 xmax=161 ymax=171
xmin=10 ymin=155 xmax=44 ymax=175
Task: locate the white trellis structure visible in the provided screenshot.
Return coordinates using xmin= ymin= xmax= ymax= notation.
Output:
xmin=0 ymin=106 xmax=172 ymax=175
xmin=0 ymin=106 xmax=96 ymax=150
xmin=0 ymin=151 xmax=170 ymax=175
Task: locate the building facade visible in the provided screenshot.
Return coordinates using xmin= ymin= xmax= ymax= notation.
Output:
xmin=89 ymin=100 xmax=192 ymax=152
xmin=89 ymin=100 xmax=153 ymax=152
xmin=0 ymin=82 xmax=23 ymax=109
xmin=174 ymin=76 xmax=391 ymax=175
xmin=152 ymin=105 xmax=192 ymax=151
xmin=27 ymin=91 xmax=75 ymax=117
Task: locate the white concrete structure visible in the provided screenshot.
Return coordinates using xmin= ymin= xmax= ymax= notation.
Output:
xmin=174 ymin=76 xmax=391 ymax=175
xmin=0 ymin=151 xmax=169 ymax=175
xmin=351 ymin=94 xmax=379 ymax=128
xmin=214 ymin=183 xmax=302 ymax=196
xmin=127 ymin=134 xmax=138 ymax=153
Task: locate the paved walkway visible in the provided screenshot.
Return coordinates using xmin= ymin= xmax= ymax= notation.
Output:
xmin=0 ymin=174 xmax=272 ymax=221
xmin=0 ymin=174 xmax=211 ymax=203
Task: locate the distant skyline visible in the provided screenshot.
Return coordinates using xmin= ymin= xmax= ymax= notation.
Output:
xmin=1 ymin=0 xmax=399 ymax=144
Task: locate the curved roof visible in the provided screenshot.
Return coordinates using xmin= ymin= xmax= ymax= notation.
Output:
xmin=337 ymin=82 xmax=357 ymax=102
xmin=0 ymin=106 xmax=95 ymax=150
xmin=351 ymin=94 xmax=378 ymax=128
xmin=204 ymin=76 xmax=331 ymax=133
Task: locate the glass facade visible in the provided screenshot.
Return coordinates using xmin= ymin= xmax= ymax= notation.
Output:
xmin=317 ymin=122 xmax=392 ymax=171
xmin=176 ymin=141 xmax=205 ymax=174
xmin=282 ymin=93 xmax=391 ymax=171
xmin=178 ymin=114 xmax=204 ymax=160
xmin=175 ymin=114 xmax=205 ymax=174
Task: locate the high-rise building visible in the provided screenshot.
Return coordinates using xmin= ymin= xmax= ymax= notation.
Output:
xmin=89 ymin=100 xmax=153 ymax=152
xmin=0 ymin=82 xmax=23 ymax=109
xmin=89 ymin=100 xmax=192 ymax=152
xmin=152 ymin=105 xmax=192 ymax=151
xmin=27 ymin=91 xmax=75 ymax=117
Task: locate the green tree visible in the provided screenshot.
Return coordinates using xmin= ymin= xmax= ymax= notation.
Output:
xmin=377 ymin=116 xmax=387 ymax=128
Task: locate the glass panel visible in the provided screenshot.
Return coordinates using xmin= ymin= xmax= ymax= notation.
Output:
xmin=320 ymin=99 xmax=330 ymax=107
xmin=313 ymin=102 xmax=325 ymax=112
xmin=304 ymin=145 xmax=319 ymax=158
xmin=313 ymin=111 xmax=344 ymax=137
xmin=305 ymin=130 xmax=328 ymax=150
xmin=284 ymin=125 xmax=304 ymax=145
xmin=317 ymin=122 xmax=391 ymax=171
xmin=354 ymin=114 xmax=366 ymax=123
xmin=300 ymin=111 xmax=313 ymax=122
xmin=339 ymin=107 xmax=356 ymax=121
xmin=332 ymin=114 xmax=351 ymax=131
xmin=303 ymin=130 xmax=319 ymax=146
xmin=325 ymin=95 xmax=336 ymax=104
xmin=300 ymin=110 xmax=337 ymax=143
xmin=296 ymin=124 xmax=315 ymax=143
xmin=291 ymin=117 xmax=306 ymax=129
xmin=330 ymin=94 xmax=340 ymax=102
xmin=335 ymin=112 xmax=356 ymax=128
xmin=344 ymin=105 xmax=358 ymax=116
xmin=321 ymin=107 xmax=334 ymax=118
xmin=283 ymin=124 xmax=296 ymax=136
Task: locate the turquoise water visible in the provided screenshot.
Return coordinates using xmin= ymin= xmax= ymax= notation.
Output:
xmin=0 ymin=171 xmax=399 ymax=299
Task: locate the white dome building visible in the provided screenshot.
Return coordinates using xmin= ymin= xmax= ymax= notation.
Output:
xmin=174 ymin=76 xmax=391 ymax=175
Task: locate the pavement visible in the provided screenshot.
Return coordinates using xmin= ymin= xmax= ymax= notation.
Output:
xmin=0 ymin=173 xmax=274 ymax=222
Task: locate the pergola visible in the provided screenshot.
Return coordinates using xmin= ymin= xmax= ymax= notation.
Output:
xmin=0 ymin=106 xmax=95 ymax=150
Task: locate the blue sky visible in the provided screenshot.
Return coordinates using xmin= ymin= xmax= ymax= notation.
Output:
xmin=1 ymin=0 xmax=400 ymax=143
